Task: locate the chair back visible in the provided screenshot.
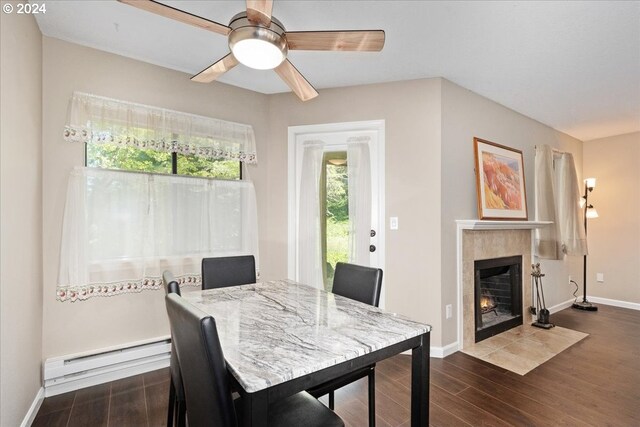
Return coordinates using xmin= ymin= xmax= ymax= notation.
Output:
xmin=162 ymin=270 xmax=181 ymax=296
xmin=162 ymin=270 xmax=185 ymax=405
xmin=202 ymin=255 xmax=256 ymax=290
xmin=165 ymin=294 xmax=237 ymax=427
xmin=332 ymin=262 xmax=383 ymax=307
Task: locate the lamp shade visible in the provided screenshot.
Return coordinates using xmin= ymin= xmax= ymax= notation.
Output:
xmin=586 ymin=207 xmax=599 ymax=219
xmin=585 ymin=177 xmax=596 ymax=189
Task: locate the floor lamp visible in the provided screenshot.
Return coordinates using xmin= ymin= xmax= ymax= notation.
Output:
xmin=573 ymin=177 xmax=598 ymax=311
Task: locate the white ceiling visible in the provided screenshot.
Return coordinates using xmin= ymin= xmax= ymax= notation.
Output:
xmin=34 ymin=1 xmax=640 ymax=141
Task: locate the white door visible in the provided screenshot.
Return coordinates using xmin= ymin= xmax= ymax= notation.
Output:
xmin=288 ymin=121 xmax=386 ymax=306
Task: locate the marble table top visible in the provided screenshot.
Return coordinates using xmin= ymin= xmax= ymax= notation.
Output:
xmin=182 ymin=279 xmax=431 ymax=393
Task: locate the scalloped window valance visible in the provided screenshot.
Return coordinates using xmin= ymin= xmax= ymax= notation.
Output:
xmin=63 ymin=92 xmax=257 ymax=164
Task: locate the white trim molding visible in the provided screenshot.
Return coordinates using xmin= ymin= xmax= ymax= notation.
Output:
xmin=20 ymin=387 xmax=44 ymax=427
xmin=430 ymin=342 xmax=459 ymax=358
xmin=547 ymin=298 xmax=575 ymax=314
xmin=455 ymin=220 xmax=552 ymax=230
xmin=587 ymin=296 xmax=640 ymax=311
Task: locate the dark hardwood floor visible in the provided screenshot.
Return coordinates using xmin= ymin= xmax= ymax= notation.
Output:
xmin=33 ymin=304 xmax=640 ymax=426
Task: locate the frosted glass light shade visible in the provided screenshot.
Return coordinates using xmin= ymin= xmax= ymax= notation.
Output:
xmin=231 ymin=38 xmax=285 ymax=70
xmin=585 ymin=177 xmax=596 ymax=189
xmin=586 ymin=208 xmax=599 ymax=219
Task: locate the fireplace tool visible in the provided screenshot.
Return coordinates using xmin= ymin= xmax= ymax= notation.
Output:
xmin=532 ymin=263 xmax=554 ymax=329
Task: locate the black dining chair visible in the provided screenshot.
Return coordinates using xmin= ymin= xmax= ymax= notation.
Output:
xmin=164 ymin=293 xmax=345 ymax=427
xmin=308 ymin=262 xmax=383 ymax=427
xmin=201 ymin=255 xmax=257 ymax=290
xmin=162 ymin=270 xmax=186 ymax=427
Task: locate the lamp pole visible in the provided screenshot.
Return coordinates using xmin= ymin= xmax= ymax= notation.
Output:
xmin=573 ymin=179 xmax=598 ymax=311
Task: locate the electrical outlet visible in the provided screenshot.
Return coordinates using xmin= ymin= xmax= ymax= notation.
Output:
xmin=597 ymin=273 xmax=604 ymax=282
xmin=568 ymin=275 xmax=572 ymax=284
xmin=445 ymin=304 xmax=452 ymax=319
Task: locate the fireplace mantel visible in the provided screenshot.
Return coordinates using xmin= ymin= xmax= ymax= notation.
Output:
xmin=456 ymin=220 xmax=552 ymax=231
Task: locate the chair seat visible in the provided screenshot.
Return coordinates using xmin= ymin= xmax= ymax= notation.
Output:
xmin=307 ymin=365 xmax=374 ymax=398
xmin=235 ymin=391 xmax=344 ymax=427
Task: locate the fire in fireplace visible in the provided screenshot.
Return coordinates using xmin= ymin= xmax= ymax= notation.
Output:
xmin=474 ymin=256 xmax=523 ymax=343
xmin=480 ymin=292 xmax=497 ymax=314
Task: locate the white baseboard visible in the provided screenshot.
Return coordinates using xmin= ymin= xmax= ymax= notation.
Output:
xmin=548 ymin=299 xmax=575 ymax=314
xmin=400 ymin=342 xmax=459 ymax=358
xmin=547 ymin=297 xmax=640 ymax=314
xmin=430 ymin=342 xmax=459 ymax=358
xmin=587 ymin=296 xmax=640 ymax=311
xmin=20 ymin=387 xmax=44 ymax=427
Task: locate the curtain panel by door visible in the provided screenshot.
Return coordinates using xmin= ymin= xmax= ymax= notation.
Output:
xmin=534 ymin=145 xmax=587 ymax=259
xmin=64 ymin=92 xmax=257 ymax=163
xmin=57 ymin=167 xmax=259 ymax=301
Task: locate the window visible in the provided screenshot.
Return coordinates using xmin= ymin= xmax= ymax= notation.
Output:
xmin=321 ymin=151 xmax=349 ymax=289
xmin=86 ymin=144 xmax=241 ymax=179
xmin=58 ymin=92 xmax=260 ymax=301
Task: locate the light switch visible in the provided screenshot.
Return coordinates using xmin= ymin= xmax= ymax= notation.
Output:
xmin=390 ymin=217 xmax=398 ymax=230
xmin=596 ymin=273 xmax=604 ymax=282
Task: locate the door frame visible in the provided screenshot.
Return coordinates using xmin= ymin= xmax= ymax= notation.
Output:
xmin=287 ymin=120 xmax=386 ymax=306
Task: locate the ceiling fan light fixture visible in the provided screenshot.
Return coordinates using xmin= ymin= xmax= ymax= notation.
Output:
xmin=228 ymin=14 xmax=288 ymax=70
xmin=230 ymin=34 xmax=286 ymax=70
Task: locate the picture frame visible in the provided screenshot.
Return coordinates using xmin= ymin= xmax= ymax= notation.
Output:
xmin=473 ymin=137 xmax=528 ymax=220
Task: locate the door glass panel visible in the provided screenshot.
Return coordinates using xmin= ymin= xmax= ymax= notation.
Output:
xmin=322 ymin=151 xmax=349 ymax=290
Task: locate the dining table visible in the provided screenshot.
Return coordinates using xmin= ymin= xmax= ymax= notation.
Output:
xmin=182 ymin=279 xmax=431 ymax=427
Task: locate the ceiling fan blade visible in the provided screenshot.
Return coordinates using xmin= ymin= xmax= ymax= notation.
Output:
xmin=191 ymin=53 xmax=239 ymax=83
xmin=118 ymin=0 xmax=230 ymax=36
xmin=274 ymin=60 xmax=318 ymax=102
xmin=286 ymin=30 xmax=385 ymax=51
xmin=246 ymin=0 xmax=273 ymax=26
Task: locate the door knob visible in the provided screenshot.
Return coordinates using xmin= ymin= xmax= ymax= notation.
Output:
xmin=370 ymin=245 xmax=376 ymax=252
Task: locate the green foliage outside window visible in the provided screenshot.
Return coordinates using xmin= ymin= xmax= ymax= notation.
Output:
xmin=86 ymin=144 xmax=241 ymax=179
xmin=87 ymin=144 xmax=172 ymax=173
xmin=177 ymin=153 xmax=240 ymax=179
xmin=325 ymin=161 xmax=349 ymax=286
xmin=326 ymin=164 xmax=348 ymax=221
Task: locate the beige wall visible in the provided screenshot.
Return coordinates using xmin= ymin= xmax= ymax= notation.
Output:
xmin=583 ymin=132 xmax=640 ymax=304
xmin=266 ymin=79 xmax=444 ymax=344
xmin=440 ymin=79 xmax=584 ymax=346
xmin=41 ymin=37 xmax=270 ymax=358
xmin=0 ymin=6 xmax=44 ymax=426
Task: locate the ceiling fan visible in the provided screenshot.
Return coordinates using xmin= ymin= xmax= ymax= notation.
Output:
xmin=118 ymin=0 xmax=385 ymax=101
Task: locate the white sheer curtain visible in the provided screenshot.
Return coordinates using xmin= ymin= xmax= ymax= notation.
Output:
xmin=57 ymin=167 xmax=259 ymax=301
xmin=347 ymin=139 xmax=372 ymax=266
xmin=298 ymin=142 xmax=324 ymax=289
xmin=535 ymin=145 xmax=587 ymax=259
xmin=64 ymin=92 xmax=257 ymax=163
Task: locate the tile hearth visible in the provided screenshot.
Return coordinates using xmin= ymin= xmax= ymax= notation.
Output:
xmin=461 ymin=324 xmax=588 ymax=375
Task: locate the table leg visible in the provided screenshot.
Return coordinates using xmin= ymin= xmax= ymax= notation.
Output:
xmin=411 ymin=332 xmax=430 ymax=426
xmin=241 ymin=391 xmax=268 ymax=427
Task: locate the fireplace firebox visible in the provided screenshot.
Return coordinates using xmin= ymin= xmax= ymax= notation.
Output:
xmin=474 ymin=255 xmax=523 ymax=343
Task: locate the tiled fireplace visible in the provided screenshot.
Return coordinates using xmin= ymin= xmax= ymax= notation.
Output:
xmin=456 ymin=221 xmax=545 ymax=350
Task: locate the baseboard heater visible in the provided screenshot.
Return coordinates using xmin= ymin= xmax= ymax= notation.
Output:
xmin=43 ymin=337 xmax=171 ymax=397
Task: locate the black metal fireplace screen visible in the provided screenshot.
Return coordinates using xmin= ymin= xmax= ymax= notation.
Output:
xmin=474 ymin=255 xmax=523 ymax=343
